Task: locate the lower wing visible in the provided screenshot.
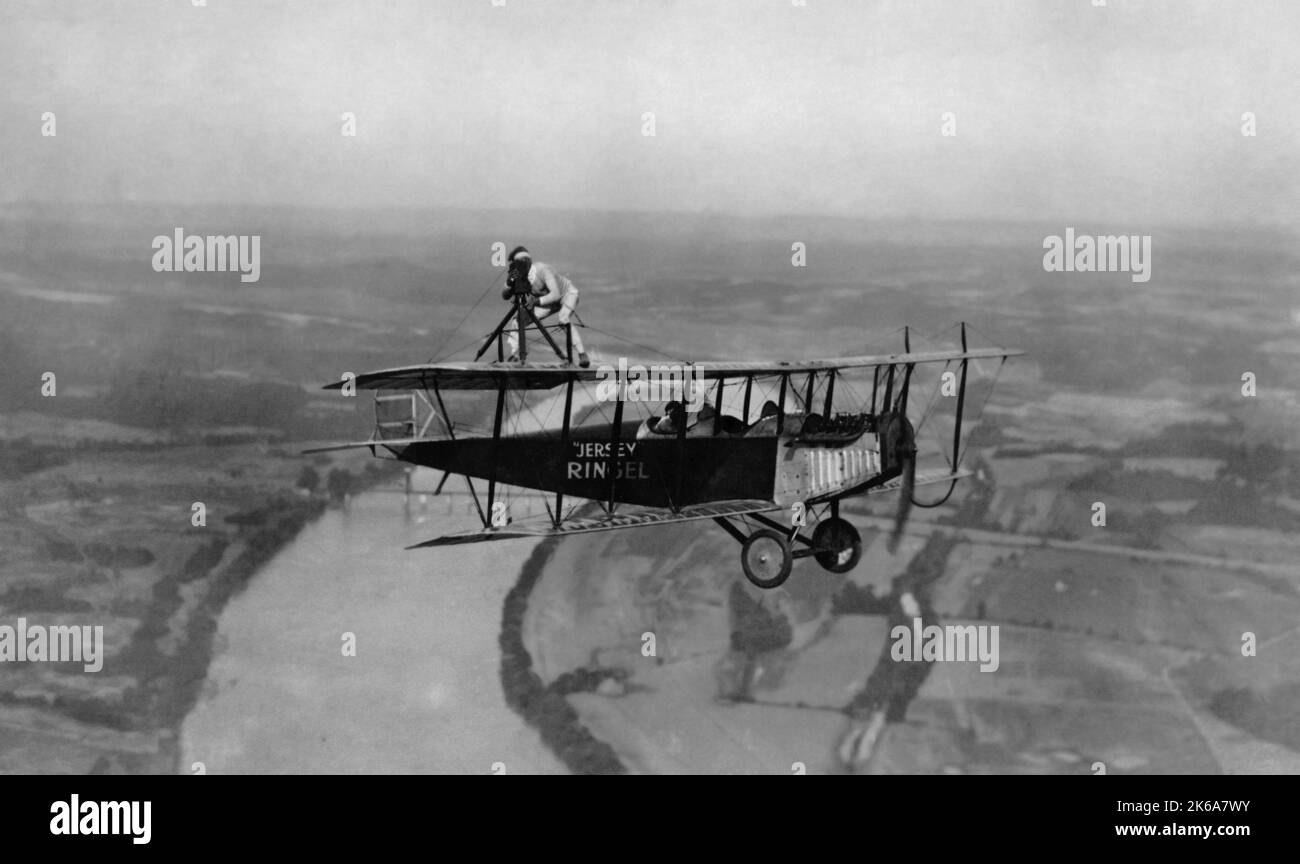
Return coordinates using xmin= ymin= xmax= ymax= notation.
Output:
xmin=406 ymin=498 xmax=781 ymax=548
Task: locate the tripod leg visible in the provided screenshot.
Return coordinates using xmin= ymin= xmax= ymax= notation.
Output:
xmin=523 ymin=304 xmax=568 ymax=361
xmin=475 ymin=302 xmax=520 ymax=361
xmin=516 ymin=301 xmax=528 ymax=364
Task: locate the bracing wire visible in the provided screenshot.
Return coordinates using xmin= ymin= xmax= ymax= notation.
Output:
xmin=427 ymin=269 xmax=506 ymax=363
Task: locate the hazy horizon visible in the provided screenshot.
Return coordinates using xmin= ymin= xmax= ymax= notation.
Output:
xmin=3 ymin=0 xmax=1297 ymax=229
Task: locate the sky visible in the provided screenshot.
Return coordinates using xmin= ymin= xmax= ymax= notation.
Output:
xmin=2 ymin=0 xmax=1297 ymax=226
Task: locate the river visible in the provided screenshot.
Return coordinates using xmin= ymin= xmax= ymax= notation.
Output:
xmin=179 ymin=474 xmax=565 ymax=774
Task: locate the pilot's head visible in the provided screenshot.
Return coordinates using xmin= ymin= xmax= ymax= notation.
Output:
xmin=663 ymin=401 xmax=685 ymax=423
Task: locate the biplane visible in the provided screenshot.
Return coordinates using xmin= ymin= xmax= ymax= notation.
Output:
xmin=310 ymin=290 xmax=1022 ymax=589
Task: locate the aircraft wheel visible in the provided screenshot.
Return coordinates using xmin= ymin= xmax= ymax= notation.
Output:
xmin=812 ymin=517 xmax=862 ymax=574
xmin=741 ymin=529 xmax=793 ymax=590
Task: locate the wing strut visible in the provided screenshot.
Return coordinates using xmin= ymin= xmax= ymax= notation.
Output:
xmin=606 ymin=389 xmax=625 ymax=514
xmin=712 ymin=376 xmax=725 ymax=435
xmin=776 ymin=373 xmax=788 ymax=434
xmin=554 ymin=377 xmax=574 ymax=528
xmin=486 ymin=381 xmax=506 ymax=526
xmin=898 ymin=326 xmax=914 ymax=414
xmin=953 ymin=321 xmax=969 ymax=468
xmin=672 ymin=389 xmax=687 ymax=513
xmin=898 ymin=363 xmax=914 ymax=414
xmin=433 ymin=381 xmax=485 ymax=525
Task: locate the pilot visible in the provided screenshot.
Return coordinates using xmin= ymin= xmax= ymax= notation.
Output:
xmin=651 ymin=401 xmax=686 ymax=435
xmin=647 ymin=402 xmax=731 ymax=437
xmin=685 ymin=402 xmax=716 ymax=436
xmin=503 ymin=246 xmax=589 ymax=367
xmin=686 ymin=404 xmax=743 ymax=436
xmin=743 ymin=400 xmax=783 ymax=436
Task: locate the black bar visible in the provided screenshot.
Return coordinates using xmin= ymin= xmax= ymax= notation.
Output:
xmin=1 ymin=775 xmax=1287 ymax=850
xmin=803 ymin=372 xmax=815 ymax=414
xmin=823 ymin=369 xmax=835 ymax=416
xmin=742 ymin=375 xmax=753 ymax=423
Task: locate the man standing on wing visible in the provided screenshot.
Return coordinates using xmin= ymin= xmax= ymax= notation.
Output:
xmin=503 ymin=245 xmax=589 ymax=367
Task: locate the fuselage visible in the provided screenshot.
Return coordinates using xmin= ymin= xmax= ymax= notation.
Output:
xmin=390 ymin=412 xmax=887 ymax=509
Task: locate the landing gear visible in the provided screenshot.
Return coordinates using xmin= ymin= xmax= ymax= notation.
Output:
xmin=717 ymin=506 xmax=862 ymax=590
xmin=811 ymin=517 xmax=861 ymax=573
xmin=741 ymin=529 xmax=793 ymax=589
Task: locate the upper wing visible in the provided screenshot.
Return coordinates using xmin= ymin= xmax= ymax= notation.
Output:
xmin=689 ymin=347 xmax=1024 ymax=378
xmin=327 ymin=347 xmax=1024 ymax=392
xmin=406 ymin=498 xmax=781 ymax=548
xmin=324 ymin=362 xmax=596 ymax=391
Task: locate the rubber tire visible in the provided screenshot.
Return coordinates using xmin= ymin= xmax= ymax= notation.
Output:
xmin=741 ymin=529 xmax=794 ymax=590
xmin=812 ymin=517 xmax=862 ymax=574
